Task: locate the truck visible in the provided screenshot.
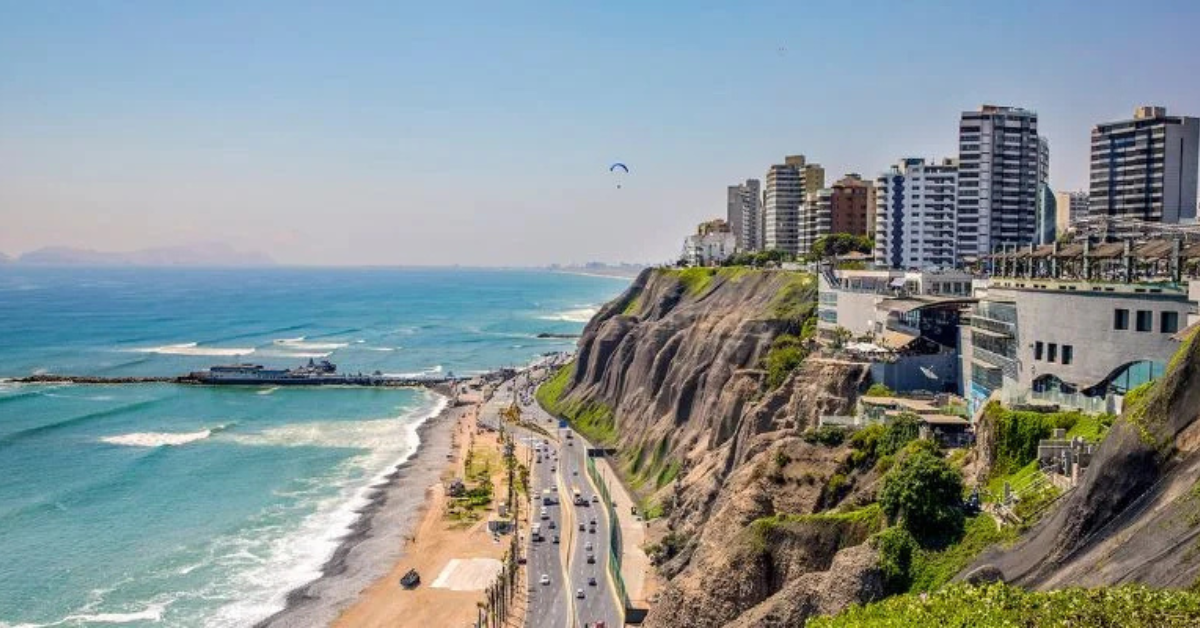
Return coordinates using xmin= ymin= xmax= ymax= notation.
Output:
xmin=531 ymin=523 xmax=543 ymax=541
xmin=572 ymin=487 xmax=585 ymax=506
xmin=542 ymin=488 xmax=555 ymax=505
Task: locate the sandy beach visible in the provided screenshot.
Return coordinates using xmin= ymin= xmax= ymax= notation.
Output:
xmin=257 ymin=396 xmax=471 ymax=628
xmin=332 ymin=403 xmax=531 ymax=628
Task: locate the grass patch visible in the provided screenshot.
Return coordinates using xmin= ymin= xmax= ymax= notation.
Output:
xmin=535 ymin=361 xmax=617 ymax=445
xmin=621 ymin=295 xmax=642 ymax=316
xmin=907 ymin=515 xmax=1018 ymax=592
xmin=766 ymin=272 xmax=816 ymax=323
xmin=747 ymin=504 xmax=886 ymax=554
xmin=658 ymin=267 xmax=717 ymax=296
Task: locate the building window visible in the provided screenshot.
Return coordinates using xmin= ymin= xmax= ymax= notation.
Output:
xmin=1114 ymin=309 xmax=1129 ymax=330
xmin=1161 ymin=311 xmax=1180 ymax=334
xmin=1048 ymin=343 xmax=1058 ymax=362
xmin=1136 ymin=310 xmax=1153 ymax=332
xmin=1034 ymin=341 xmax=1043 ymax=361
xmin=1062 ymin=345 xmax=1073 ymax=365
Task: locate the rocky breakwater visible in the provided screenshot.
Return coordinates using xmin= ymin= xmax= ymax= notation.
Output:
xmin=540 ymin=268 xmax=883 ymax=627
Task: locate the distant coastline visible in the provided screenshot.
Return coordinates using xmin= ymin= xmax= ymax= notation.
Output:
xmin=552 ymin=267 xmax=644 ymax=280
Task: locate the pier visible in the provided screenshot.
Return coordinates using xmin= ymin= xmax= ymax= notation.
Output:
xmin=8 ymin=373 xmax=456 ymax=390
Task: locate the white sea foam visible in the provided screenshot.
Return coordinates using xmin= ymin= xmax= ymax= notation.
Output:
xmin=272 ymin=337 xmax=349 ymax=351
xmin=101 ymin=428 xmax=220 ymax=447
xmin=59 ymin=602 xmax=168 ymax=624
xmin=257 ymin=387 xmax=279 ymax=396
xmin=362 ymin=346 xmax=399 ymax=352
xmin=537 ymin=307 xmax=597 ymax=323
xmin=207 ymin=392 xmax=448 ymax=626
xmin=382 ymin=365 xmax=443 ymax=379
xmin=2 ymin=601 xmax=170 ymax=628
xmin=126 ymin=342 xmax=254 ymax=357
xmin=251 ymin=350 xmax=333 ymax=359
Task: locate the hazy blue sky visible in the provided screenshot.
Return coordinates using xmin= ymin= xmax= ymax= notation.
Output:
xmin=2 ymin=0 xmax=1198 ymax=265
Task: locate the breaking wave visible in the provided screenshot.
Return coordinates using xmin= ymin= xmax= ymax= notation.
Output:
xmin=537 ymin=307 xmax=597 ymax=323
xmin=100 ymin=427 xmax=226 ymax=448
xmin=126 ymin=342 xmax=253 ymax=357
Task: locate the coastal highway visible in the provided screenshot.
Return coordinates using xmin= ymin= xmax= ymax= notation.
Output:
xmin=558 ymin=428 xmax=623 ymax=628
xmin=525 ymin=432 xmax=570 ymax=628
xmin=517 ymin=393 xmax=622 ymax=628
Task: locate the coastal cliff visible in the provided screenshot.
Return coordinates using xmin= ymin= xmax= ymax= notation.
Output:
xmin=541 ymin=268 xmax=882 ymax=626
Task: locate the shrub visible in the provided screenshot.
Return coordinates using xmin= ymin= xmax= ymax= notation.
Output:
xmin=877 ymin=414 xmax=921 ymax=457
xmin=765 ymin=343 xmax=807 ymax=389
xmin=873 ymin=526 xmax=919 ymax=594
xmin=879 ymin=451 xmax=965 ymax=544
xmin=865 ymin=383 xmax=895 ymax=397
xmin=803 ymin=425 xmax=848 ymax=447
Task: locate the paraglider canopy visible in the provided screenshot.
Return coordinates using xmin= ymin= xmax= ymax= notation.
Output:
xmin=610 ymin=162 xmax=629 ymax=188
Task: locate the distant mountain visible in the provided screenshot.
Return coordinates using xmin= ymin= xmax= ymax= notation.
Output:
xmin=17 ymin=243 xmax=274 ymax=267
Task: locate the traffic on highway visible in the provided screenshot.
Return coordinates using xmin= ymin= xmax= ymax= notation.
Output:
xmin=507 ymin=377 xmax=622 ymax=628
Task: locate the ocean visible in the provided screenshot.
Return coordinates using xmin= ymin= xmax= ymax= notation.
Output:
xmin=0 ymin=267 xmax=627 ymax=627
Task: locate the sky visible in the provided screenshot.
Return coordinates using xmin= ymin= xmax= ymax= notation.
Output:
xmin=2 ymin=0 xmax=1199 ymax=266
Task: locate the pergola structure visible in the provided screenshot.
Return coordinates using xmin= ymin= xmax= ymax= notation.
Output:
xmin=987 ymin=237 xmax=1200 ymax=284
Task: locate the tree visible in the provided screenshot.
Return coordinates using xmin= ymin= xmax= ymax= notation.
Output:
xmin=809 ymin=233 xmax=874 ymax=261
xmin=879 ymin=451 xmax=965 ymax=544
xmin=831 ymin=325 xmax=852 ymax=349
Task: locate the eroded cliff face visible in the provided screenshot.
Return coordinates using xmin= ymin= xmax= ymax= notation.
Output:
xmin=555 ymin=268 xmax=880 ymax=627
xmin=968 ymin=333 xmax=1200 ymax=590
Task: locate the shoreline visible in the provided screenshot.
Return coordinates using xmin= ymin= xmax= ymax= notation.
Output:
xmin=255 ymin=392 xmax=466 ymax=628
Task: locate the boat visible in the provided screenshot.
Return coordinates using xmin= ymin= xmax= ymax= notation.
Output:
xmin=189 ymin=359 xmax=382 ymax=386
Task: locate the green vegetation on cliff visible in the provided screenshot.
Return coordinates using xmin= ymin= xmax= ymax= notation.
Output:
xmin=535 ymin=361 xmax=616 ymax=444
xmin=747 ymin=504 xmax=886 ymax=554
xmin=982 ymin=402 xmax=1114 ymax=479
xmin=811 ymin=582 xmax=1200 ymax=627
xmin=879 ymin=450 xmax=965 ymax=543
xmin=759 ymin=272 xmax=818 ymax=388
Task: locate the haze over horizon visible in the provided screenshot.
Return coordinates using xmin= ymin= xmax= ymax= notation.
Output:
xmin=2 ymin=0 xmax=1198 ymax=266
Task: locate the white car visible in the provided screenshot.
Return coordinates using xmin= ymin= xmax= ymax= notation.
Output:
xmin=575 ymin=588 xmax=585 ymax=599
xmin=540 ymin=574 xmax=551 ymax=585
xmin=584 ymin=542 xmax=593 ymax=552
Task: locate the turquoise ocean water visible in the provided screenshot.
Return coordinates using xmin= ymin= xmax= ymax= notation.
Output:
xmin=0 ymin=267 xmax=626 ymax=627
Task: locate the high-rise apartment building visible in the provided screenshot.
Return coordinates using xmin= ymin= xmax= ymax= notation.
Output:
xmin=1089 ymin=106 xmax=1199 ymax=223
xmin=874 ymin=158 xmax=959 ymax=270
xmin=1053 ymin=191 xmax=1089 ymax=233
xmin=726 ymin=179 xmax=762 ymax=251
xmin=957 ymin=105 xmax=1041 ymax=258
xmin=800 ymin=174 xmax=876 ymax=255
xmin=1034 ymin=136 xmax=1055 ymax=244
xmin=764 ymin=155 xmax=823 ymax=254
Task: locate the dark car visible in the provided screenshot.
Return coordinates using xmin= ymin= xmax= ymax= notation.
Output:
xmin=588 ymin=576 xmax=597 ymax=586
xmin=586 ymin=554 xmax=595 ymax=564
xmin=552 ymin=534 xmax=560 ymax=544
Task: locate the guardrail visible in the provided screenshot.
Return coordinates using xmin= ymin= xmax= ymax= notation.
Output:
xmin=585 ymin=456 xmax=632 ymax=616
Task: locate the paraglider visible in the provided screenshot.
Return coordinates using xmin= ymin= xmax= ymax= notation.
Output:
xmin=610 ymin=162 xmax=628 ymax=188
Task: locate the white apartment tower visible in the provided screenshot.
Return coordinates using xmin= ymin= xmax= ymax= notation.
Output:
xmin=1089 ymin=106 xmax=1199 ymax=223
xmin=726 ymin=179 xmax=762 ymax=251
xmin=764 ymin=155 xmax=823 ymax=254
xmin=957 ymin=105 xmax=1041 ymax=258
xmin=874 ymin=158 xmax=959 ymax=270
